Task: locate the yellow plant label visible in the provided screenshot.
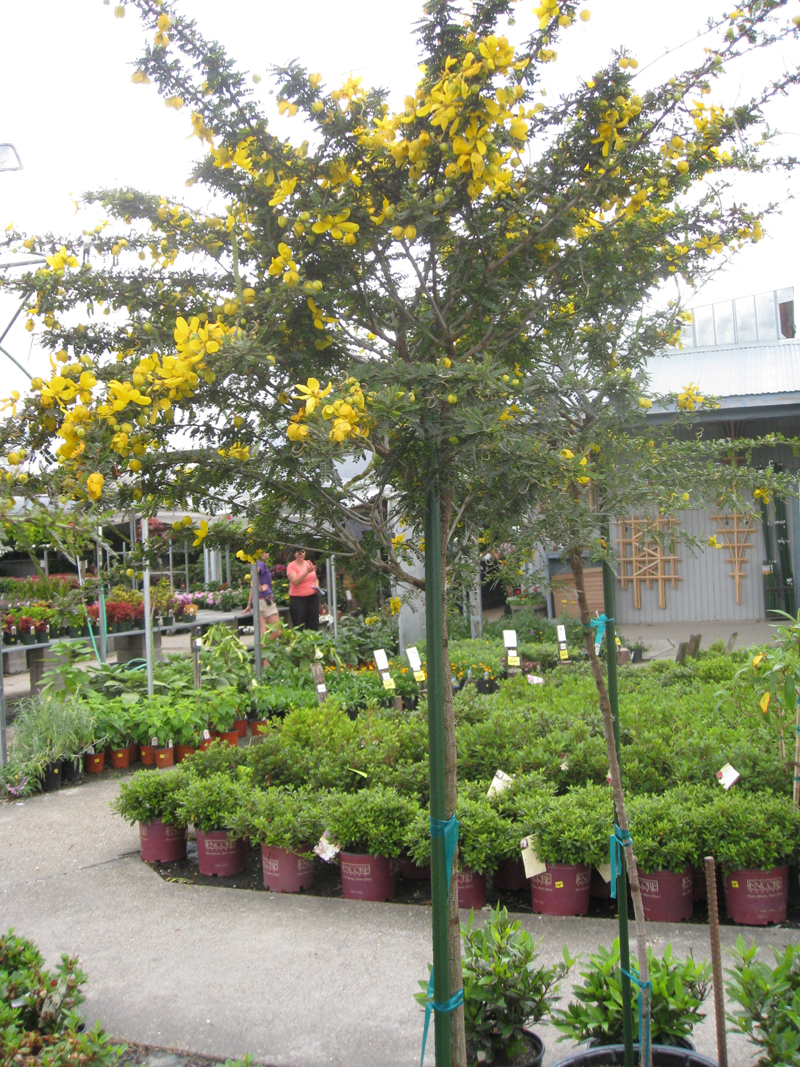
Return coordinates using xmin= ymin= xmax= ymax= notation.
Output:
xmin=382 ymin=676 xmax=396 ymax=690
xmin=559 ymin=650 xmax=569 ymax=660
xmin=731 ymin=880 xmax=739 ymax=888
xmin=507 ymin=654 xmax=520 ymax=667
xmin=555 ymin=881 xmax=564 ymax=889
xmin=413 ymin=670 xmax=426 ymax=682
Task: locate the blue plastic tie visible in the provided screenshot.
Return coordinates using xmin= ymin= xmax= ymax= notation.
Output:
xmin=588 ymin=613 xmax=613 ymax=650
xmin=621 ymin=966 xmax=653 ymax=1067
xmin=420 ymin=813 xmax=461 ymax=1067
xmin=609 ymin=823 xmax=632 ymax=899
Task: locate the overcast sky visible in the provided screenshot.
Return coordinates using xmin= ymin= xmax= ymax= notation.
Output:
xmin=1 ymin=0 xmax=797 ymax=395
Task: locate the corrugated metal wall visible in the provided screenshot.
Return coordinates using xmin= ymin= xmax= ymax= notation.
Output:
xmin=613 ymin=509 xmax=767 ymax=624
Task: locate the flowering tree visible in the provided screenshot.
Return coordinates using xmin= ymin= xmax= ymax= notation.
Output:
xmin=2 ymin=0 xmax=800 ymax=1061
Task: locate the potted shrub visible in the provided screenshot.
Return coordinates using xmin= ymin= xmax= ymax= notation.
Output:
xmin=456 ymin=904 xmax=572 ymax=1067
xmin=322 ymin=786 xmax=419 ymax=901
xmin=520 ymin=784 xmax=614 ymax=916
xmin=177 ymin=773 xmax=248 ymax=876
xmin=98 ymin=700 xmax=132 ymax=769
xmin=626 ymin=790 xmax=708 ymax=923
xmin=551 ymin=940 xmax=712 ymax=1051
xmin=208 ymin=687 xmax=242 ymax=746
xmin=703 ymin=789 xmax=800 ymax=925
xmin=726 ymin=934 xmax=800 ymax=1066
xmin=111 ymin=766 xmax=190 ymax=862
xmin=488 ymin=771 xmax=555 ymax=891
xmin=404 ymin=794 xmax=509 ymax=908
xmin=231 ymin=786 xmax=323 ymax=893
xmin=183 ymin=737 xmax=249 ymax=778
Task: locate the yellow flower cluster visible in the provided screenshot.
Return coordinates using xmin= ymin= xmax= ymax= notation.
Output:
xmin=592 ymin=94 xmax=642 ymax=159
xmin=677 ymin=383 xmax=705 ymax=410
xmin=287 ymin=377 xmax=371 ymax=444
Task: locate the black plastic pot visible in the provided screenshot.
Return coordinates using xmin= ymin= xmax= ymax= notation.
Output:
xmin=550 ymin=1045 xmax=714 ymax=1067
xmin=41 ymin=760 xmax=63 ymax=792
xmin=468 ymin=1029 xmax=544 ymax=1067
xmin=64 ymin=758 xmax=84 ymax=783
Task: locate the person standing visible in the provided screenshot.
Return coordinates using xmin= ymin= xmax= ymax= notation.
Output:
xmin=287 ymin=547 xmax=320 ymax=631
xmin=245 ymin=550 xmax=281 ymax=638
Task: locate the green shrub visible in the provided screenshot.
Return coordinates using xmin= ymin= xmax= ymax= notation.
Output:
xmin=551 ymin=940 xmax=711 ymax=1046
xmin=520 ymin=784 xmax=614 ymax=868
xmin=184 ymin=738 xmax=248 ymax=779
xmin=177 ymin=773 xmax=248 ymax=833
xmin=726 ymin=935 xmax=800 ymax=1066
xmin=322 ymin=786 xmax=418 ymax=857
xmin=0 ymin=929 xmax=125 ymax=1066
xmin=111 ymin=767 xmax=189 ymax=827
xmin=230 ymin=786 xmax=322 ymax=854
xmin=702 ymin=790 xmax=800 ymax=873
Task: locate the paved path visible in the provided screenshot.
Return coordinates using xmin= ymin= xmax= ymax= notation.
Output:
xmin=2 ymin=774 xmax=797 ymax=1066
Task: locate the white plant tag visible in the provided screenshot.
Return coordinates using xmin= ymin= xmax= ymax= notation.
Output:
xmin=560 ymin=759 xmax=569 ymax=772
xmin=86 ymin=745 xmax=94 ymax=755
xmin=503 ymin=629 xmax=518 ymax=649
xmin=597 ymin=862 xmax=612 ymax=884
xmin=606 ymin=768 xmax=612 ymax=784
xmin=316 ymin=683 xmax=327 ymax=694
xmin=527 ymin=674 xmax=544 ymax=685
xmin=556 ymin=624 xmax=567 ymax=643
xmin=345 ymin=589 xmax=353 ymax=601
xmin=203 ymin=729 xmax=210 ymax=740
xmin=717 ymin=763 xmax=740 ymax=789
xmin=374 ymin=648 xmax=389 ymax=671
xmin=167 ymin=740 xmax=173 ymax=749
xmin=314 ymin=830 xmax=341 ymax=863
xmin=487 ymin=770 xmax=515 ymax=797
xmin=520 ymin=838 xmax=546 ymax=879
xmin=151 ymin=736 xmax=158 ymax=747
xmin=406 ymin=646 xmax=422 ymax=671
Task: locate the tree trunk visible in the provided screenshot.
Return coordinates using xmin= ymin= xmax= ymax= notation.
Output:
xmin=568 ymin=548 xmax=652 ymax=1067
xmin=441 ymin=493 xmax=467 ymax=1067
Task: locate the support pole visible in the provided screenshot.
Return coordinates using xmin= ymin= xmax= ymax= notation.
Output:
xmin=0 ymin=652 xmax=7 ymax=767
xmin=424 ymin=484 xmax=451 ymax=1067
xmin=331 ymin=553 xmax=339 ymax=645
xmin=602 ymin=543 xmax=635 ymax=1067
xmin=142 ymin=518 xmax=154 ymax=697
xmin=250 ymin=563 xmax=263 ymax=681
xmin=469 ymin=563 xmax=482 ymax=639
xmin=225 ymin=546 xmax=231 ymax=587
xmin=184 ymin=544 xmax=190 ymax=593
xmin=705 ymin=856 xmax=728 ymax=1067
xmin=168 ymin=544 xmax=174 ymax=588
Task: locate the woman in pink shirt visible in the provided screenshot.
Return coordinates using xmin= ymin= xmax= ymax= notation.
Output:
xmin=287 ymin=547 xmax=320 ymax=630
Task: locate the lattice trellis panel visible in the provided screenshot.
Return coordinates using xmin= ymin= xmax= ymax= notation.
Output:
xmin=617 ymin=516 xmax=682 ymax=609
xmin=710 ymin=509 xmax=758 ymax=605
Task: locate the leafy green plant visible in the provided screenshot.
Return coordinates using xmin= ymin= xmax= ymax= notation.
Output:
xmin=207 ymin=687 xmax=242 ymax=732
xmin=111 ymin=767 xmax=189 ymax=827
xmin=0 ymin=929 xmax=126 ymax=1066
xmin=551 ymin=940 xmax=711 ymax=1046
xmin=177 ymin=773 xmax=247 ymax=833
xmin=519 ymin=784 xmax=615 ymax=869
xmin=726 ymin=935 xmax=800 ymax=1066
xmin=404 ymin=794 xmax=510 ymax=875
xmin=626 ymin=787 xmax=713 ymax=873
xmin=184 ymin=738 xmax=249 ymax=778
xmin=322 ymin=786 xmax=418 ymax=857
xmin=230 ymin=786 xmax=322 ymax=854
xmin=702 ymin=789 xmax=800 ymax=873
xmin=459 ymin=905 xmax=572 ymax=1065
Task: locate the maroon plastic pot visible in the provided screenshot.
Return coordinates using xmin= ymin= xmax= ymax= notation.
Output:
xmin=196 ymin=829 xmax=247 ymax=876
xmin=531 ymin=863 xmax=591 ymax=916
xmin=638 ymin=867 xmax=693 ymax=922
xmin=458 ymin=869 xmax=487 ymax=909
xmin=219 ymin=729 xmax=240 ymax=748
xmin=154 ymin=747 xmax=174 ymax=768
xmin=493 ymin=856 xmax=528 ymax=892
xmin=234 ymin=718 xmax=249 ymax=738
xmin=84 ymin=752 xmax=105 ymax=774
xmin=724 ymin=866 xmax=789 ymax=925
xmin=175 ymin=744 xmax=195 ymax=763
xmin=139 ymin=818 xmax=187 ymax=863
xmin=693 ymin=868 xmax=707 ymax=901
xmin=339 ymin=852 xmax=395 ymax=901
xmin=110 ymin=747 xmax=130 ymax=770
xmin=140 ymin=744 xmax=156 ymax=766
xmin=261 ymin=845 xmax=314 ymax=892
xmin=590 ymin=867 xmax=612 ymax=899
xmin=250 ymin=720 xmax=268 ymax=741
xmin=397 ymin=855 xmax=431 ymax=880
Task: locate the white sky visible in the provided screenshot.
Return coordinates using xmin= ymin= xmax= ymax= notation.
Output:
xmin=1 ymin=0 xmax=798 ymax=396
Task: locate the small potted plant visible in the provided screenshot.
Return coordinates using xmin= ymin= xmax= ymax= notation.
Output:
xmin=726 ymin=934 xmax=800 ymax=1065
xmin=629 ymin=638 xmax=648 ymax=664
xmin=231 ymin=785 xmax=322 ymax=893
xmin=112 ymin=766 xmax=190 ymax=862
xmin=456 ymin=904 xmax=572 ymax=1067
xmin=322 ymin=785 xmax=419 ymax=901
xmin=177 ymin=772 xmax=248 ymax=876
xmin=209 ymin=688 xmax=242 ymax=746
xmin=551 ymin=940 xmax=712 ymax=1053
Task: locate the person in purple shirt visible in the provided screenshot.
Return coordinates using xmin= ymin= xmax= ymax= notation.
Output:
xmin=245 ymin=550 xmax=281 ymax=638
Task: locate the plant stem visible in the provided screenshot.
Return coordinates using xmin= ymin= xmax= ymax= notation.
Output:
xmin=569 ymin=547 xmax=652 ymax=1067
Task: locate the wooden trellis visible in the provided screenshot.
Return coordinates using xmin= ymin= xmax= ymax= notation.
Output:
xmin=617 ymin=516 xmax=682 ymax=609
xmin=710 ymin=509 xmax=758 ymax=605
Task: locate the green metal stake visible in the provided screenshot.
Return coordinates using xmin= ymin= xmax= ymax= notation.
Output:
xmin=425 ymin=484 xmax=452 ymax=1067
xmin=602 ymin=549 xmax=635 ymax=1067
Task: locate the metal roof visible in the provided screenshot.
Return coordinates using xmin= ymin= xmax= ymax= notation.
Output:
xmin=646 ymin=339 xmax=800 ymax=403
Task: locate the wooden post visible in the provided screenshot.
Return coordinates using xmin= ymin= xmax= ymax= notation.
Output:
xmin=704 ymin=856 xmax=728 ymax=1067
xmin=675 ymin=642 xmax=688 ymax=665
xmin=725 ymin=632 xmax=738 ymax=655
xmin=310 ymin=661 xmax=327 ymax=704
xmin=688 ymin=634 xmax=702 ymax=659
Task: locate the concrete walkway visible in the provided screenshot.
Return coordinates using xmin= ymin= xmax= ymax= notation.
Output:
xmin=1 ymin=774 xmax=795 ymax=1067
